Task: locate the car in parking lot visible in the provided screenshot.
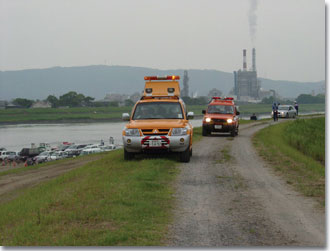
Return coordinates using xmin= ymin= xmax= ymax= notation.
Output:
xmin=0 ymin=151 xmax=19 ymax=161
xmin=34 ymin=151 xmax=54 ymax=163
xmin=271 ymin=105 xmax=297 ymax=118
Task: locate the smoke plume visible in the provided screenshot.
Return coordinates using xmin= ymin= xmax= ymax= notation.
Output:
xmin=248 ymin=0 xmax=258 ymax=45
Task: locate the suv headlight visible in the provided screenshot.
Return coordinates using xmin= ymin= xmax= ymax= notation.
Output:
xmin=227 ymin=119 xmax=233 ymax=123
xmin=125 ymin=128 xmax=140 ymax=136
xmin=172 ymin=127 xmax=188 ymax=136
xmin=205 ymin=117 xmax=211 ymax=123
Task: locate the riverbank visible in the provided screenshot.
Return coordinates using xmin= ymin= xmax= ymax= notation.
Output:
xmin=0 ymin=103 xmax=325 ymax=125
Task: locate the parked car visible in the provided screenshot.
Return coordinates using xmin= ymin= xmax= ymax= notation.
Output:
xmin=271 ymin=105 xmax=297 ymax=118
xmin=0 ymin=151 xmax=18 ymax=161
xmin=100 ymin=145 xmax=117 ymax=152
xmin=34 ymin=151 xmax=54 ymax=163
xmin=6 ymin=151 xmax=20 ymax=162
xmin=80 ymin=144 xmax=102 ymax=155
xmin=19 ymin=148 xmax=43 ymax=162
xmin=65 ymin=144 xmax=90 ymax=157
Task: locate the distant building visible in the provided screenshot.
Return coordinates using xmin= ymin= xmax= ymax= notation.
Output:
xmin=31 ymin=101 xmax=52 ymax=108
xmin=181 ymin=70 xmax=189 ymax=97
xmin=234 ymin=48 xmax=260 ymax=101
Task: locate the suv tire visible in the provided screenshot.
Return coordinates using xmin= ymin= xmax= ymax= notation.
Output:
xmin=124 ymin=149 xmax=134 ymax=160
xmin=179 ymin=147 xmax=190 ymax=163
xmin=202 ymin=126 xmax=209 ymax=136
xmin=231 ymin=129 xmax=236 ymax=137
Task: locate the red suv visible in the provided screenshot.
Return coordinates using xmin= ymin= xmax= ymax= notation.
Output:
xmin=202 ymin=97 xmax=240 ymax=137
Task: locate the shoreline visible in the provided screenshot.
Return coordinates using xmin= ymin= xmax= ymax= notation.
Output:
xmin=0 ymin=112 xmax=324 ymax=126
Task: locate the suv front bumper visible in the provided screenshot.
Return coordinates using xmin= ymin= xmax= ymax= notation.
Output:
xmin=123 ymin=135 xmax=191 ymax=153
xmin=203 ymin=123 xmax=237 ymax=132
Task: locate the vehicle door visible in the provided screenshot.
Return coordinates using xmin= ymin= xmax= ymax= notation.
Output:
xmin=288 ymin=106 xmax=295 ymax=117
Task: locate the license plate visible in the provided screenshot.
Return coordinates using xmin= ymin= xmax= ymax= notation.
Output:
xmin=214 ymin=125 xmax=222 ymax=129
xmin=149 ymin=140 xmax=162 ymax=147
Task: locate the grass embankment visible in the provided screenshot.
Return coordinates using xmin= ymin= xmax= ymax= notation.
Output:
xmin=188 ymin=103 xmax=325 ymax=116
xmin=253 ymin=117 xmax=325 ymax=206
xmin=0 ymin=128 xmax=203 ymax=246
xmin=0 ymin=107 xmax=132 ymax=123
xmin=0 ymin=103 xmax=325 ymax=124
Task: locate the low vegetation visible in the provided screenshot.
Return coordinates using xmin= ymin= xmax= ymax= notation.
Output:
xmin=0 ymin=103 xmax=325 ymax=124
xmin=284 ymin=117 xmax=325 ymax=164
xmin=253 ymin=117 xmax=325 ymax=206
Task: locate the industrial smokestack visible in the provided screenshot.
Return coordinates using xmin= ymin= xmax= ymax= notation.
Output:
xmin=252 ymin=48 xmax=256 ymax=71
xmin=243 ymin=49 xmax=247 ymax=71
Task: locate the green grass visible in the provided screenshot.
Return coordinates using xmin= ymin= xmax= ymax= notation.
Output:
xmin=253 ymin=117 xmax=325 ymax=206
xmin=0 ymin=127 xmax=204 ymax=246
xmin=284 ymin=117 xmax=325 ymax=164
xmin=0 ymin=106 xmax=132 ymax=123
xmin=187 ymin=103 xmax=325 ymax=116
xmin=0 ymin=103 xmax=324 ymax=124
xmin=0 ymin=150 xmax=178 ymax=246
xmin=0 ymin=153 xmax=106 ymax=178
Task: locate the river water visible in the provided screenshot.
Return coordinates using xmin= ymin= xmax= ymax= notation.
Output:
xmin=0 ymin=119 xmax=203 ymax=151
xmin=0 ymin=112 xmax=322 ymax=151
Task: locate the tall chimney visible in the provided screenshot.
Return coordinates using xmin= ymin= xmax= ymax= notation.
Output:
xmin=243 ymin=49 xmax=247 ymax=71
xmin=252 ymin=48 xmax=256 ymax=71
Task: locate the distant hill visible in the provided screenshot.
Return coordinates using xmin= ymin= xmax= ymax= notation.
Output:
xmin=0 ymin=65 xmax=325 ymax=100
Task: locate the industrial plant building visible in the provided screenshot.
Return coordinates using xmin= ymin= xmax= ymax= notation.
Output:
xmin=234 ymin=48 xmax=261 ymax=101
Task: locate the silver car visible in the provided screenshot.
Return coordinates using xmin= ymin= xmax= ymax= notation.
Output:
xmin=272 ymin=105 xmax=297 ymax=118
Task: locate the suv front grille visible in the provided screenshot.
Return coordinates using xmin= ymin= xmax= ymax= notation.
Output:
xmin=142 ymin=129 xmax=170 ymax=136
xmin=213 ymin=119 xmax=226 ymax=123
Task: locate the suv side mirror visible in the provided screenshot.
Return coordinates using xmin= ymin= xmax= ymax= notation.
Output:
xmin=236 ymin=111 xmax=240 ymax=115
xmin=122 ymin=113 xmax=130 ymax=121
xmin=187 ymin=112 xmax=194 ymax=120
xmin=202 ymin=110 xmax=206 ymax=114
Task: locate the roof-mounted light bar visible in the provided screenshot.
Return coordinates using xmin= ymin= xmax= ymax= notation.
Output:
xmin=144 ymin=75 xmax=180 ymax=81
xmin=224 ymin=97 xmax=234 ymax=100
xmin=212 ymin=97 xmax=221 ymax=100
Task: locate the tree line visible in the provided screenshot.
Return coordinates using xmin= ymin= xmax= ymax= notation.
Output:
xmin=12 ymin=92 xmax=95 ymax=108
xmin=261 ymin=93 xmax=325 ymax=105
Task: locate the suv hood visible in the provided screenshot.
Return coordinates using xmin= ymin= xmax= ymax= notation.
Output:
xmin=126 ymin=119 xmax=188 ymax=129
xmin=205 ymin=114 xmax=235 ymax=119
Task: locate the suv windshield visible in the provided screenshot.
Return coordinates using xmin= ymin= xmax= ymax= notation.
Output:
xmin=133 ymin=102 xmax=184 ymax=120
xmin=278 ymin=106 xmax=289 ymax=110
xmin=207 ymin=105 xmax=234 ymax=114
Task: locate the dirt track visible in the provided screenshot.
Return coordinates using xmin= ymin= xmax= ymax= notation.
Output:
xmin=166 ymin=121 xmax=325 ymax=247
xmin=0 ymin=155 xmax=102 ymax=203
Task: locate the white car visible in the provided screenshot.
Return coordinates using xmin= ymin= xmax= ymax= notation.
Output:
xmin=34 ymin=151 xmax=54 ymax=163
xmin=80 ymin=144 xmax=102 ymax=155
xmin=0 ymin=151 xmax=18 ymax=161
xmin=271 ymin=105 xmax=297 ymax=118
xmin=100 ymin=145 xmax=117 ymax=152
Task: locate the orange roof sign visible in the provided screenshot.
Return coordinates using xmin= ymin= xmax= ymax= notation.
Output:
xmin=143 ymin=76 xmax=181 ymax=97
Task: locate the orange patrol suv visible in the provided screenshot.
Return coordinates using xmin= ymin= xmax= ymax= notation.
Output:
xmin=122 ymin=75 xmax=194 ymax=162
xmin=202 ymin=97 xmax=240 ymax=137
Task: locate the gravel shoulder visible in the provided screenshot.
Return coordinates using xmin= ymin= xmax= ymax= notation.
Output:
xmin=166 ymin=121 xmax=325 ymax=247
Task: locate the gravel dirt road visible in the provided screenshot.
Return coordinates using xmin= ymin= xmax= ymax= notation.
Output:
xmin=166 ymin=121 xmax=325 ymax=247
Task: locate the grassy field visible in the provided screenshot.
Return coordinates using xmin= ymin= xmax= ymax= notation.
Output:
xmin=253 ymin=117 xmax=325 ymax=206
xmin=0 ymin=128 xmax=203 ymax=246
xmin=188 ymin=103 xmax=325 ymax=116
xmin=0 ymin=103 xmax=325 ymax=124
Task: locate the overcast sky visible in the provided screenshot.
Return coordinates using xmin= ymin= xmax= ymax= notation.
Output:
xmin=0 ymin=0 xmax=325 ymax=82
